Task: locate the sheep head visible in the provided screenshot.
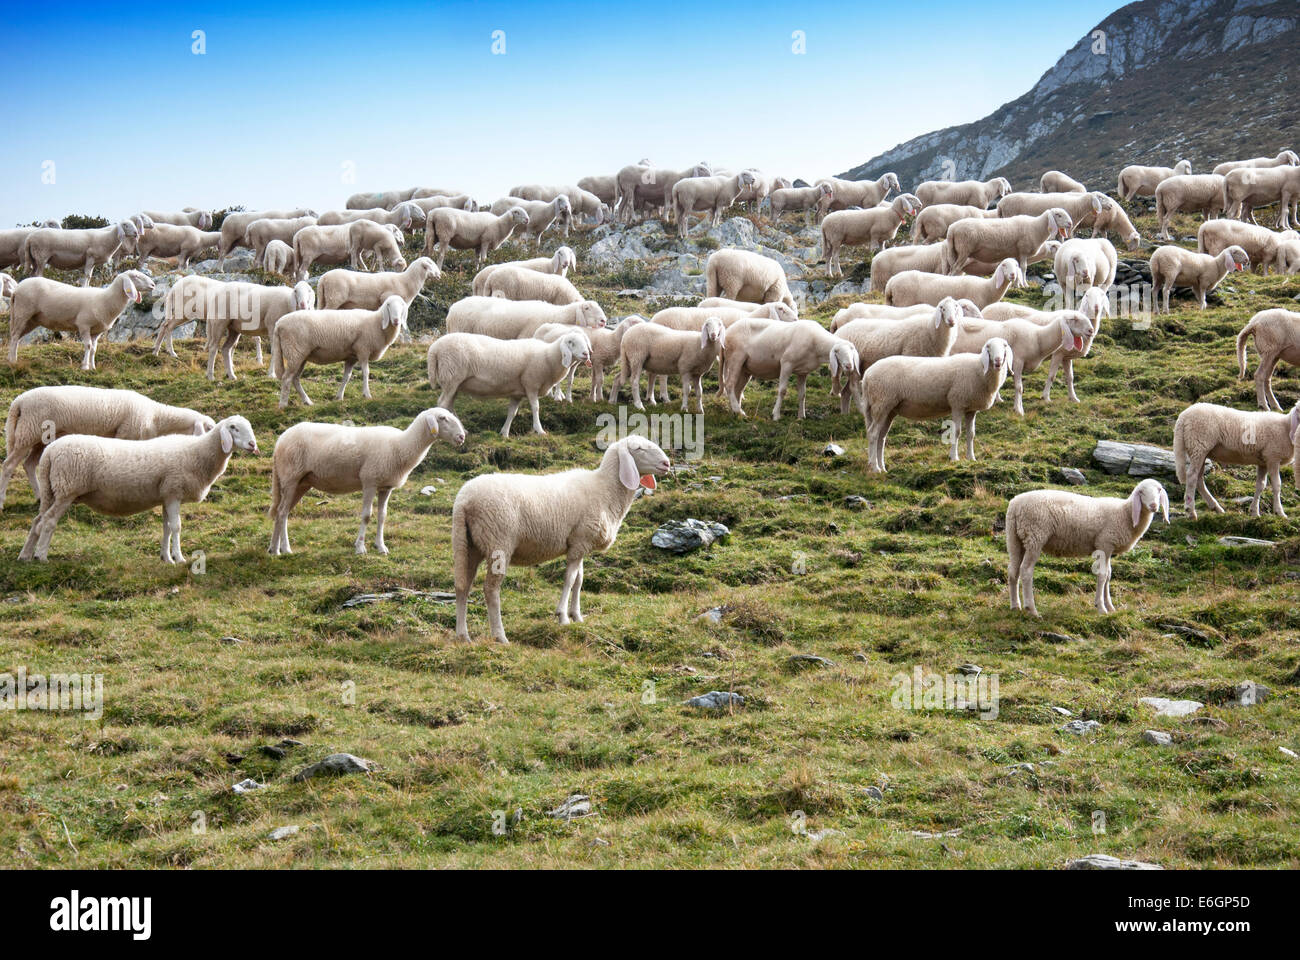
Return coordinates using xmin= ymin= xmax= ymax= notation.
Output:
xmin=1174 ymin=159 xmax=1192 ymax=175
xmin=1059 ymin=311 xmax=1093 ymax=355
xmin=993 ymin=258 xmax=1025 ymax=289
xmin=934 ymin=297 xmax=960 ymax=328
xmin=559 ymin=330 xmax=592 ymax=369
xmin=425 ymin=407 xmax=466 ymax=446
xmin=699 ymin=317 xmax=726 ymax=349
xmin=980 ymin=337 xmax=1011 ymax=376
xmin=555 ymin=246 xmax=577 ymax=274
xmin=1080 ymin=287 xmax=1110 ymax=328
xmin=956 ymin=298 xmax=983 ymax=319
xmin=217 ymin=416 xmax=259 ymax=455
xmin=1224 ymin=245 xmax=1251 ymax=271
xmin=1046 ymin=208 xmax=1073 ymax=239
xmin=413 ymin=256 xmax=440 ymax=283
xmin=828 ymin=341 xmax=859 ymax=381
xmin=615 ymin=435 xmax=672 ymax=491
xmin=379 ymin=296 xmax=408 ymax=330
xmin=1130 ymin=479 xmax=1169 ymax=526
xmin=293 ymin=281 xmax=315 ymax=311
xmin=1281 ymin=150 xmax=1299 ymax=166
xmin=579 ymin=300 xmax=608 ymax=328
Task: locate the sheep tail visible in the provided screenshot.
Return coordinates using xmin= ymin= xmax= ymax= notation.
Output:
xmin=4 ymin=396 xmax=19 ymax=459
xmin=1173 ymin=417 xmax=1187 ymax=484
xmin=1236 ymin=318 xmax=1257 ymax=379
xmin=269 ymin=324 xmax=283 ymax=377
xmin=452 ymin=502 xmax=473 ymax=593
xmin=267 ymin=464 xmax=279 ymax=518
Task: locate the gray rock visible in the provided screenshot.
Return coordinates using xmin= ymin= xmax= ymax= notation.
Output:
xmin=1216 ymin=536 xmax=1276 ymax=548
xmin=1157 ymin=622 xmax=1212 ymax=642
xmin=957 ymin=663 xmax=982 ymax=676
xmin=1060 ymin=467 xmax=1087 ymax=485
xmin=696 ymin=606 xmax=725 ymax=624
xmin=548 ymin=794 xmax=593 ymax=820
xmin=1060 ymin=719 xmax=1101 ymax=736
xmin=1142 ymin=729 xmax=1173 ymax=746
xmin=1039 ymin=631 xmax=1083 ymax=644
xmin=341 ymin=588 xmax=455 ymax=608
xmin=587 ymin=232 xmax=652 ymax=269
xmin=706 ymin=217 xmax=759 ymax=248
xmin=1092 ymin=440 xmax=1177 ymax=476
xmin=291 ymin=753 xmax=376 ymax=782
xmin=1227 ymin=680 xmax=1269 ymax=706
xmin=651 ymin=518 xmax=730 ymax=553
xmin=268 ymin=825 xmax=300 ymax=841
xmin=232 ymin=778 xmax=265 ymax=794
xmin=843 ymin=495 xmax=871 ymax=509
xmin=863 ymin=786 xmax=884 ymax=801
xmin=823 ymin=443 xmax=846 ymax=457
xmin=1139 ymin=696 xmax=1203 ymax=717
xmin=789 ymin=654 xmax=835 ymax=668
xmin=684 ymin=690 xmax=744 ymax=710
xmin=1051 ymin=706 xmax=1073 ymax=717
xmin=1066 ymin=854 xmax=1162 ymax=871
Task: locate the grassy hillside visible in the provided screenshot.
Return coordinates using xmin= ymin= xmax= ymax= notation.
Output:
xmin=1 ymin=206 xmax=1298 ymax=869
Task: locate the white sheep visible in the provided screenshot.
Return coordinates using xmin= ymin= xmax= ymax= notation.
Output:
xmin=424 ymin=206 xmax=530 ymax=269
xmin=816 ymin=173 xmax=901 ymax=211
xmin=507 ymin=185 xmax=606 ymax=223
xmin=1212 ymin=150 xmax=1300 ymax=177
xmin=445 ymin=297 xmax=605 ymax=339
xmin=273 ymin=296 xmax=409 ymax=409
xmin=318 ymin=257 xmax=440 ymax=310
xmin=1149 ymin=244 xmax=1249 ymax=312
xmin=20 ymin=222 xmax=139 ymax=285
xmin=242 ymin=215 xmax=318 ymax=266
xmin=833 ymin=297 xmax=965 ymax=413
xmin=1236 ymin=309 xmax=1300 ymax=411
xmin=479 ymin=264 xmax=582 ymax=305
xmin=830 ymin=298 xmax=982 ymax=333
xmin=1040 ymin=171 xmax=1087 ymax=193
xmin=1 ymin=223 xmax=63 ymax=270
xmin=1116 ymin=159 xmax=1191 ymax=200
xmin=997 ymin=191 xmax=1140 ymax=249
xmin=471 ymin=247 xmax=576 ymax=297
xmin=426 ymin=331 xmax=592 ymax=436
xmin=1053 ymin=237 xmax=1117 ymax=308
xmin=8 ymin=270 xmax=154 ymax=369
xmin=705 ymin=249 xmax=796 ymax=310
xmin=411 ymin=194 xmax=479 ymax=215
xmin=910 ymin=204 xmax=997 ymax=244
xmin=317 ymin=202 xmax=425 ymax=232
xmin=722 ymin=318 xmax=859 ymax=420
xmin=268 ymin=407 xmax=466 ymax=556
xmin=18 ymin=416 xmax=258 ymax=564
xmin=488 ymin=196 xmax=573 ymax=245
xmin=861 ymin=338 xmax=1012 ymax=471
xmin=1222 ymin=166 xmax=1300 ymax=226
xmin=914 ymin=177 xmax=1012 ymax=209
xmin=452 ymin=435 xmax=671 ymax=643
xmin=769 ymin=183 xmax=834 ymax=224
xmin=143 ymin=209 xmax=214 ymax=230
xmin=1020 ymin=287 xmax=1111 ymax=403
xmin=1154 ymin=174 xmax=1227 ymax=240
xmin=869 ymin=242 xmax=949 ymax=291
xmin=614 ymin=163 xmax=712 ymax=223
xmin=540 ymin=314 xmax=646 ymax=402
xmin=134 ymin=223 xmax=221 ymax=270
xmin=1006 ymin=479 xmax=1169 ymax=616
xmin=822 ymin=194 xmax=922 ymax=276
xmin=951 ymin=311 xmax=1094 ymax=415
xmin=886 ymin=257 xmax=1026 ymax=309
xmin=1174 ymin=402 xmax=1300 ymax=520
xmin=945 ymin=209 xmax=1072 ymax=274
xmin=670 ymin=172 xmax=755 ymax=236
xmin=608 ymin=318 xmax=725 ymax=412
xmin=1197 ymin=219 xmax=1296 ymax=275
xmin=217 ymin=208 xmax=315 ymax=268
xmin=263 ymin=239 xmax=294 ymax=277
xmin=292 ymin=221 xmax=406 ymax=279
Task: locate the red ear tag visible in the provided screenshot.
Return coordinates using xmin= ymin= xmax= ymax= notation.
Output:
xmin=640 ymin=474 xmax=656 ymax=490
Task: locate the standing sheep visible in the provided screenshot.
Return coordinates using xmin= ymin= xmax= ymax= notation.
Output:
xmin=614 ymin=163 xmax=711 ymax=223
xmin=1053 ymin=237 xmax=1118 ymax=307
xmin=1040 ymin=171 xmax=1087 ymax=193
xmin=1197 ymin=219 xmax=1296 ymax=275
xmin=292 ymin=222 xmax=406 ymax=279
xmin=318 ymin=257 xmax=440 ymax=310
xmin=816 ymin=173 xmax=901 ymax=211
xmin=263 ymin=239 xmax=294 ymax=277
xmin=950 ymin=311 xmax=1094 ymax=415
xmin=910 ymin=204 xmax=997 ymax=244
xmin=914 ymin=177 xmax=1012 ymax=209
xmin=424 ymin=206 xmax=530 ymax=270
xmin=1236 ymin=309 xmax=1300 ymax=411
xmin=8 ymin=270 xmax=154 ymax=369
xmin=705 ymin=249 xmax=796 ymax=309
xmin=134 ymin=223 xmax=221 ymax=270
xmin=217 ymin=208 xmax=315 ymax=268
xmin=1212 ymin=150 xmax=1300 ymax=177
xmin=608 ymin=318 xmax=725 ymax=412
xmin=997 ymin=191 xmax=1140 ymax=249
xmin=945 ymin=209 xmax=1072 ymax=275
xmin=445 ymin=297 xmax=605 ymax=339
xmin=243 ymin=215 xmax=318 ymax=267
xmin=479 ymin=265 xmax=583 ymax=305
xmin=272 ymin=296 xmax=409 ymax=409
xmin=143 ymin=209 xmax=214 ymax=230
xmin=471 ymin=247 xmax=576 ymax=296
xmin=317 ymin=202 xmax=424 ymax=231
xmin=833 ymin=298 xmax=965 ymax=413
xmin=20 ymin=222 xmax=139 ymax=285
xmin=1116 ymin=159 xmax=1191 ymax=200
xmin=670 ymin=172 xmax=756 ymax=237
xmin=1154 ymin=174 xmax=1227 ymax=240
xmin=1174 ymin=402 xmax=1300 ymax=520
xmin=822 ymin=194 xmax=922 ymax=276
xmin=769 ymin=183 xmax=834 ymax=224
xmin=1149 ymin=244 xmax=1249 ymax=312
xmin=886 ymin=258 xmax=1025 ymax=310
xmin=722 ymin=318 xmax=859 ymax=420
xmin=489 ymin=196 xmax=573 ymax=246
xmin=1222 ymin=166 xmax=1300 ymax=225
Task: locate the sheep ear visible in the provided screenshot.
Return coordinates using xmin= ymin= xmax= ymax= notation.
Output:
xmin=1130 ymin=492 xmax=1142 ymax=528
xmin=829 ymin=350 xmax=841 ymax=380
xmin=1092 ymin=194 xmax=1103 ymax=213
xmin=981 ymin=348 xmax=991 ymax=375
xmin=1289 ymin=405 xmax=1300 ymax=439
xmin=617 ymin=443 xmax=639 ymax=491
xmin=220 ymin=422 xmax=233 ymax=455
xmin=934 ymin=306 xmax=943 ymax=329
xmin=699 ymin=326 xmax=710 ymax=350
xmin=192 ymin=421 xmax=206 ymax=436
xmin=1159 ymin=487 xmax=1170 ymax=523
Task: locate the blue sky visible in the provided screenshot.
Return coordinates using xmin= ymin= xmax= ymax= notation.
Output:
xmin=1 ymin=0 xmax=1123 ymax=225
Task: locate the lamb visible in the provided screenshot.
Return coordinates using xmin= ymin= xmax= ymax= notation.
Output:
xmin=1174 ymin=402 xmax=1300 ymax=520
xmin=1197 ymin=219 xmax=1296 ymax=275
xmin=478 ymin=264 xmax=582 ymax=305
xmin=1116 ymin=159 xmax=1191 ymax=200
xmin=133 ymin=223 xmax=221 ymax=269
xmin=318 ymin=257 xmax=439 ymax=311
xmin=263 ymin=239 xmax=294 ymax=277
xmin=815 ymin=173 xmax=901 ymax=211
xmin=19 ymin=415 xmax=257 ymax=563
xmin=424 ymin=206 xmax=530 ymax=270
xmin=142 ymin=209 xmax=214 ymax=230
xmin=914 ymin=177 xmax=1012 ymax=209
xmin=471 ymin=247 xmax=576 ymax=296
xmin=833 ymin=297 xmax=965 ymax=413
xmin=273 ymin=296 xmax=409 ymax=409
xmin=614 ymin=163 xmax=712 ymax=223
xmin=426 ymin=330 xmax=592 ymax=436
xmin=243 ymin=215 xmax=317 ymax=266
xmin=722 ymin=318 xmax=859 ymax=420
xmin=268 ymin=407 xmax=466 ymax=556
xmin=217 ymin=208 xmax=315 ymax=268
xmin=950 ymin=311 xmax=1094 ymax=415
xmin=1212 ymin=150 xmax=1300 ymax=177
xmin=19 ymin=222 xmax=139 ymax=285
xmin=1040 ymin=171 xmax=1087 ymax=193
xmin=945 ymin=208 xmax=1072 ymax=275
xmin=607 ymin=318 xmax=725 ymax=412
xmin=1236 ymin=309 xmax=1300 ymax=411
xmin=1053 ymin=237 xmax=1117 ymax=308
xmin=317 ymin=202 xmax=425 ymax=231
xmin=1222 ymin=166 xmax=1300 ymax=225
xmin=670 ymin=172 xmax=756 ymax=236
xmin=1005 ymin=479 xmax=1168 ymax=616
xmin=705 ymin=249 xmax=796 ymax=309
xmin=1154 ymin=174 xmax=1227 ymax=240
xmin=452 ymin=435 xmax=671 ymax=643
xmin=768 ymin=183 xmax=834 ymax=224
xmin=1149 ymin=244 xmax=1249 ymax=312
xmin=445 ymin=297 xmax=606 ymax=339
xmin=292 ymin=221 xmax=406 ymax=279
xmin=910 ymin=204 xmax=997 ymax=244
xmin=885 ymin=258 xmax=1026 ymax=309
xmin=822 ymin=194 xmax=922 ymax=276
xmin=489 ymin=196 xmax=573 ymax=245
xmin=861 ymin=338 xmax=1012 ymax=471
xmin=997 ymin=191 xmax=1140 ymax=249
xmin=8 ymin=270 xmax=154 ymax=369
xmin=830 ymin=298 xmax=982 ymax=333
xmin=0 ymin=387 xmax=215 ymax=509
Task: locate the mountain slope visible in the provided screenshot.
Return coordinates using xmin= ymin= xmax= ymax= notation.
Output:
xmin=839 ymin=0 xmax=1300 ymax=190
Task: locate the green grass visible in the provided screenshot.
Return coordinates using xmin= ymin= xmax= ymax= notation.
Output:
xmin=1 ymin=206 xmax=1298 ymax=869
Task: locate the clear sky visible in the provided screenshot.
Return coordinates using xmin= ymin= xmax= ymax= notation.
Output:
xmin=2 ymin=0 xmax=1124 ymax=225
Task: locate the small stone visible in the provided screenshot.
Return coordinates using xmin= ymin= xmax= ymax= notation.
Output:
xmin=1139 ymin=697 xmax=1203 ymax=717
xmin=853 ymin=652 xmax=868 ymax=662
xmin=789 ymin=654 xmax=835 ymax=668
xmin=1216 ymin=536 xmax=1276 ymax=548
xmin=1157 ymin=622 xmax=1212 ymax=643
xmin=1066 ymin=854 xmax=1162 ymax=871
xmin=278 ymin=738 xmax=303 ymax=748
xmin=268 ymin=825 xmax=299 ymax=841
xmin=651 ymin=519 xmax=730 ymax=554
xmin=291 ymin=753 xmax=376 ymax=782
xmin=232 ymin=779 xmax=264 ymax=794
xmin=548 ymin=794 xmax=592 ymax=820
xmin=1060 ymin=467 xmax=1086 ymax=485
xmin=1280 ymin=747 xmax=1298 ymax=759
xmin=956 ymin=663 xmax=981 ymax=676
xmin=684 ymin=690 xmax=744 ymax=711
xmin=220 ymin=636 xmax=244 ymax=645
xmin=823 ymin=443 xmax=845 ymax=457
xmin=1227 ymin=681 xmax=1269 ymax=706
xmin=260 ymin=745 xmax=287 ymax=759
xmin=910 ymin=828 xmax=962 ymax=839
xmin=420 ymin=485 xmax=436 ymax=496
xmin=1051 ymin=706 xmax=1073 ymax=717
xmin=1142 ymin=730 xmax=1173 ymax=746
xmin=863 ymin=786 xmax=884 ymax=801
xmin=843 ymin=495 xmax=871 ymax=509
xmin=1039 ymin=631 xmax=1083 ymax=644
xmin=696 ymin=606 xmax=725 ymax=624
xmin=1060 ymin=719 xmax=1101 ymax=736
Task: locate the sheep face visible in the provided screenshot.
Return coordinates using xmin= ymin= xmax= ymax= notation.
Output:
xmin=981 ymin=337 xmax=1011 ymax=375
xmin=994 ymin=177 xmax=1012 ymax=197
xmin=425 ymin=407 xmax=466 ymax=446
xmin=293 ymin=282 xmax=315 ymax=311
xmin=934 ymin=297 xmax=960 ymax=328
xmin=1131 ymin=479 xmax=1169 ymax=525
xmin=993 ymin=258 xmax=1025 ymax=288
xmin=828 ymin=341 xmax=858 ymax=381
xmin=1225 ymin=245 xmax=1251 ymax=271
xmin=579 ymin=301 xmax=607 ymax=328
xmin=616 ymin=436 xmax=672 ymax=491
xmin=956 ymin=299 xmax=983 ymax=319
xmin=1080 ymin=287 xmax=1110 ymax=325
xmin=1047 ymin=208 xmax=1072 ymax=239
xmin=380 ymin=296 xmax=408 ymax=330
xmin=555 ymin=246 xmax=577 ymax=273
xmin=197 ymin=211 xmax=213 ymax=229
xmin=771 ymin=302 xmax=798 ymax=322
xmin=413 ymin=256 xmax=439 ymax=282
xmin=1174 ymin=159 xmax=1192 ymax=175
xmin=218 ymin=416 xmax=259 ymax=455
xmin=1059 ymin=312 xmax=1094 ymax=355
xmin=699 ymin=318 xmax=725 ymax=348
xmin=1281 ymin=151 xmax=1300 ymax=166
xmin=559 ymin=331 xmax=592 ymax=368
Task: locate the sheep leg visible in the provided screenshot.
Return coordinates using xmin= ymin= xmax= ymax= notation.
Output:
xmin=354 ymin=488 xmax=375 ymax=554
xmin=680 ymin=374 xmax=692 ymax=413
xmin=80 ymin=335 xmax=94 ymax=372
xmin=629 ymin=361 xmax=645 ymax=410
xmin=253 ymin=337 xmax=264 ymax=366
xmin=877 ymin=410 xmax=898 ymax=472
xmin=82 ymin=255 xmax=93 ymax=286
xmin=485 ymin=567 xmax=508 ymax=644
xmin=0 ymin=445 xmax=32 ymax=510
xmin=24 ymin=497 xmax=74 ymax=562
xmin=164 ymin=500 xmax=184 ymax=563
xmin=569 ymin=558 xmax=584 ymax=622
xmin=1104 ymin=565 xmax=1115 ymax=613
xmin=557 ymin=556 xmax=581 ymax=624
xmin=294 ymin=368 xmax=313 ymax=406
xmin=500 ymin=398 xmax=522 ymax=437
xmin=1251 ymin=467 xmax=1266 ymax=517
xmin=694 ymin=375 xmax=705 ymax=414
xmin=1007 ymin=531 xmax=1022 ymax=610
xmin=374 ymin=488 xmax=393 ymax=554
xmin=795 ymin=374 xmax=809 ymax=419
xmin=1270 ymin=463 xmax=1286 ymax=518
xmin=1064 ymin=360 xmax=1079 ymax=403
xmin=1095 ymin=554 xmax=1112 ymax=614
xmin=1043 ymin=355 xmax=1060 ymax=401
xmin=527 ymin=392 xmax=544 ymax=434
xmin=1012 ymin=364 xmax=1025 ymax=416
xmin=276 ymin=479 xmax=311 ymax=554
xmin=1018 ymin=548 xmax=1041 ymax=617
xmin=223 ymin=332 xmax=240 ymax=380
xmin=454 ymin=546 xmax=483 ymax=642
xmin=1196 ymin=468 xmax=1224 ymax=514
xmin=337 ymin=361 xmax=355 ymax=401
xmin=1258 ymin=354 xmax=1282 ymax=410
xmin=772 ymin=365 xmax=792 ymax=421
xmin=964 ymin=411 xmax=977 ymax=461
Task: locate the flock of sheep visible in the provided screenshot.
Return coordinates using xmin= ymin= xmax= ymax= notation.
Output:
xmin=1 ymin=148 xmax=1299 ymax=640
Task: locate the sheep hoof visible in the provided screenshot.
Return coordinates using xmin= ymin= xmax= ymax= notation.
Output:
xmin=355 ymin=544 xmax=367 ymax=554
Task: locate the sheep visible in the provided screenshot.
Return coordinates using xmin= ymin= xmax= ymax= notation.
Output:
xmin=736 ymin=170 xmax=789 ymax=212
xmin=950 ymin=311 xmax=1094 ymax=415
xmin=243 ymin=216 xmax=318 ymax=266
xmin=411 ymin=194 xmax=479 ymax=215
xmin=1279 ymin=238 xmax=1300 ymax=275
xmin=0 ymin=273 xmax=16 ymax=304
xmin=346 ymin=189 xmax=418 ymax=210
xmin=1006 ymin=479 xmax=1168 ymax=616
xmin=20 ymin=222 xmax=139 ymax=285
xmin=1154 ymin=174 xmax=1227 ymax=240
xmin=870 ymin=242 xmax=948 ymax=291
xmin=705 ymin=249 xmax=796 ymax=310
xmin=1007 ymin=287 xmax=1111 ymax=403
xmin=1212 ymin=150 xmax=1300 ymax=177
xmin=508 ymin=184 xmax=606 ymax=219
xmin=292 ymin=221 xmax=406 ymax=279
xmin=452 ymin=434 xmax=671 ymax=643
xmin=317 ymin=202 xmax=425 ymax=232
xmin=1054 ymin=237 xmax=1118 ymax=308
xmin=1174 ymin=402 xmax=1300 ymax=520
xmin=217 ymin=208 xmax=315 ymax=268
xmin=670 ymin=172 xmax=756 ymax=236
xmin=424 ymin=206 xmax=529 ymax=270
xmin=1 ymin=224 xmax=63 ymax=270
xmin=822 ymin=194 xmax=923 ymax=276
xmin=914 ymin=177 xmax=1012 ymax=209
xmin=1222 ymin=166 xmax=1300 ymax=225
xmin=614 ymin=162 xmax=711 ymax=223
xmin=830 ymin=298 xmax=982 ymax=333
xmin=18 ymin=415 xmax=258 ymax=564
xmin=0 ymin=387 xmax=215 ymax=510
xmin=318 ymin=256 xmax=440 ymax=311
xmin=577 ymin=175 xmax=619 ymax=208
xmin=607 ymin=318 xmax=725 ymax=412
xmin=1149 ymin=244 xmax=1249 ymax=312
xmin=446 ymin=297 xmax=606 ymax=339
xmin=997 ymin=191 xmax=1140 ymax=249
xmin=1040 ymin=171 xmax=1087 ymax=193
xmin=471 ymin=247 xmax=576 ymax=296
xmin=910 ymin=204 xmax=997 ymax=244
xmin=143 ymin=209 xmax=213 ymax=230
xmin=1236 ymin=309 xmax=1300 ymax=411
xmin=478 ymin=264 xmax=582 ymax=305
xmin=815 ymin=173 xmax=901 ymax=211
xmin=833 ymin=297 xmax=965 ymax=413
xmin=1197 ymin=219 xmax=1296 ymax=275
xmin=273 ymin=296 xmax=409 ymax=409
xmin=489 ymin=196 xmax=574 ymax=245
xmin=8 ymin=270 xmax=154 ymax=369
xmin=426 ymin=330 xmax=592 ymax=436
xmin=1116 ymin=159 xmax=1191 ymax=200
xmin=263 ymin=239 xmax=294 ymax=277
xmin=945 ymin=208 xmax=1072 ymax=275
xmin=886 ymin=258 xmax=1026 ymax=309
xmin=722 ymin=318 xmax=859 ymax=420
xmin=133 ymin=223 xmax=220 ymax=270
xmin=861 ymin=338 xmax=1012 ymax=471
xmin=769 ymin=183 xmax=834 ymax=224
xmin=550 ymin=314 xmax=647 ymax=402
xmin=268 ymin=407 xmax=466 ymax=556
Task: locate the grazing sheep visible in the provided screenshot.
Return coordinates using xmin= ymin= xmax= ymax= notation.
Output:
xmin=1154 ymin=174 xmax=1227 ymax=240
xmin=997 ymin=191 xmax=1140 ymax=249
xmin=886 ymin=257 xmax=1025 ymax=309
xmin=769 ymin=183 xmax=834 ymax=224
xmin=705 ymin=249 xmax=796 ymax=309
xmin=822 ymin=194 xmax=922 ymax=276
xmin=1222 ymin=166 xmax=1300 ymax=225
xmin=861 ymin=338 xmax=1012 ymax=471
xmin=951 ymin=311 xmax=1094 ymax=415
xmin=1040 ymin=171 xmax=1087 ymax=193
xmin=291 ymin=222 xmax=388 ymax=279
xmin=20 ymin=222 xmax=139 ymax=285
xmin=18 ymin=416 xmax=258 ymax=564
xmin=318 ymin=257 xmax=439 ymax=311
xmin=816 ymin=173 xmax=901 ymax=211
xmin=134 ymin=223 xmax=220 ymax=269
xmin=471 ymin=247 xmax=576 ymax=296
xmin=1006 ymin=479 xmax=1169 ymax=616
xmin=670 ymin=172 xmax=756 ymax=236
xmin=1212 ymin=150 xmax=1300 ymax=177
xmin=1149 ymin=244 xmax=1249 ymax=312
xmin=571 ymin=314 xmax=646 ymax=401
xmin=615 ymin=163 xmax=712 ymax=223
xmin=1174 ymin=402 xmax=1300 ymax=520
xmin=1054 ymin=237 xmax=1118 ymax=307
xmin=243 ymin=215 xmax=318 ymax=266
xmin=317 ymin=202 xmax=424 ymax=231
xmin=143 ymin=209 xmax=214 ymax=230
xmin=346 ymin=188 xmax=418 ymax=210
xmin=0 ymin=387 xmax=215 ymax=509
xmin=424 ymin=206 xmax=529 ymax=270
xmin=735 ymin=170 xmax=788 ymax=211
xmin=945 ymin=209 xmax=1072 ymax=275
xmin=479 ymin=264 xmax=582 ymax=305
xmin=273 ymin=296 xmax=408 ymax=409
xmin=8 ymin=270 xmax=154 ymax=369
xmin=914 ymin=177 xmax=1012 ymax=209
xmin=508 ymin=185 xmax=606 ymax=223
xmin=426 ymin=330 xmax=592 ymax=436
xmin=608 ymin=318 xmax=725 ymax=412
xmin=722 ymin=318 xmax=859 ymax=420
xmin=910 ymin=204 xmax=997 ymax=244
xmin=577 ymin=175 xmax=618 ymax=208
xmin=452 ymin=435 xmax=671 ymax=643
xmin=1197 ymin=219 xmax=1296 ymax=275
xmin=268 ymin=407 xmax=466 ymax=556
xmin=651 ymin=301 xmax=795 ymax=400
xmin=489 ymin=196 xmax=574 ymax=245
xmin=834 ymin=297 xmax=965 ymax=413
xmin=217 ymin=208 xmax=315 ymax=268
xmin=263 ymin=239 xmax=294 ymax=277
xmin=1277 ymin=238 xmax=1300 ymax=274
xmin=446 ymin=297 xmax=605 ymax=339
xmin=1116 ymin=159 xmax=1191 ymax=200
xmin=1237 ymin=309 xmax=1300 ymax=411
